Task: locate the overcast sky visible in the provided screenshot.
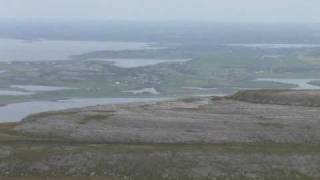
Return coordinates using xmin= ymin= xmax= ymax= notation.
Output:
xmin=0 ymin=0 xmax=319 ymax=22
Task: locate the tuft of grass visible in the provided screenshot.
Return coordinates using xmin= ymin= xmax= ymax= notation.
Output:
xmin=180 ymin=97 xmax=202 ymax=103
xmin=257 ymin=122 xmax=286 ymax=128
xmin=78 ymin=113 xmax=114 ymax=124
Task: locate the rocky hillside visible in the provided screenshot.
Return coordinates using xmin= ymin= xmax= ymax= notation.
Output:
xmin=1 ymin=90 xmax=320 ymax=179
xmin=13 ymin=93 xmax=320 ymax=144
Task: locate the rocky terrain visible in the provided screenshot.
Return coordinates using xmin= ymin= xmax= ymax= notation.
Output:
xmin=1 ymin=90 xmax=320 ymax=179
xmin=15 ymin=94 xmax=320 ymax=144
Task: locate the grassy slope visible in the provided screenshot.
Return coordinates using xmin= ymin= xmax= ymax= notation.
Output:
xmin=0 ymin=119 xmax=320 ymax=179
xmin=1 ymin=143 xmax=318 ymax=179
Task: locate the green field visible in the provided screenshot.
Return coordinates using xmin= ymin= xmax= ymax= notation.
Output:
xmin=1 ymin=46 xmax=320 ymax=104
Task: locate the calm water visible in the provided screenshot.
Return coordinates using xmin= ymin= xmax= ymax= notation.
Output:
xmin=256 ymin=78 xmax=320 ymax=90
xmin=0 ymin=90 xmax=34 ymax=96
xmin=0 ymin=39 xmax=157 ymax=61
xmin=0 ymin=85 xmax=77 ymax=96
xmin=10 ymin=85 xmax=77 ymax=92
xmin=226 ymin=44 xmax=320 ymax=49
xmin=90 ymin=58 xmax=191 ymax=68
xmin=0 ymin=98 xmax=167 ymax=122
xmin=182 ymin=87 xmax=218 ymax=90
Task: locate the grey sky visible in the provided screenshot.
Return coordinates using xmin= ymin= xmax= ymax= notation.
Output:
xmin=0 ymin=0 xmax=319 ymax=22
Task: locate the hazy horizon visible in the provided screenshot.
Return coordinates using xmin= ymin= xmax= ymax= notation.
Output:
xmin=0 ymin=0 xmax=319 ymax=23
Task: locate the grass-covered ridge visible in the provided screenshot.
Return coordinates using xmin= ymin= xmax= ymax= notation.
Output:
xmin=231 ymin=89 xmax=320 ymax=107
